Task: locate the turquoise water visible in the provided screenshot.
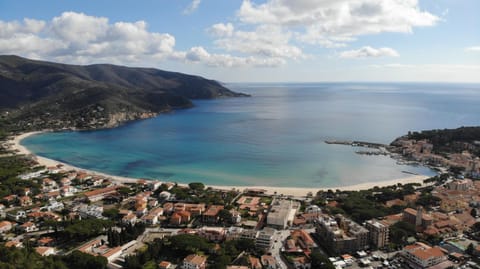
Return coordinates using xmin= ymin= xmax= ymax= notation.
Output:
xmin=22 ymin=83 xmax=480 ymax=188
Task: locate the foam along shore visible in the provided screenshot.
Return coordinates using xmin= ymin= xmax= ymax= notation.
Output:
xmin=10 ymin=131 xmax=431 ymax=197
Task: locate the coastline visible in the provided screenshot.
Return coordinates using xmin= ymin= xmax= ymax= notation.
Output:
xmin=9 ymin=131 xmax=431 ymax=197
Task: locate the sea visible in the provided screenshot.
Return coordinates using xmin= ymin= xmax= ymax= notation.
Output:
xmin=21 ymin=83 xmax=480 ymax=188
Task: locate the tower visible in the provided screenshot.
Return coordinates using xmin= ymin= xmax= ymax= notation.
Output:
xmin=415 ymin=206 xmax=423 ymax=227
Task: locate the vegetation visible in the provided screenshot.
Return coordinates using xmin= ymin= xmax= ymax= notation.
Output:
xmin=389 ymin=221 xmax=416 ymax=246
xmin=107 ymin=223 xmax=146 ymax=247
xmin=124 ymin=234 xmax=257 ymax=269
xmin=0 ymin=155 xmax=39 ymax=198
xmin=322 ymin=183 xmax=419 ymax=223
xmin=0 ymin=55 xmax=247 ymax=131
xmin=310 ymin=250 xmax=335 ymax=269
xmin=0 ymin=245 xmax=107 ymax=269
xmin=405 ymin=126 xmax=480 ymax=156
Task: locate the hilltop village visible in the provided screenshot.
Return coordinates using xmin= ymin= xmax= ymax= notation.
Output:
xmin=2 ymin=135 xmax=480 ymax=269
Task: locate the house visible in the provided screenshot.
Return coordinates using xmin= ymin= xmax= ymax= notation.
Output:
xmin=37 ymin=237 xmax=55 ymax=246
xmin=7 ymin=210 xmax=26 ymax=221
xmin=122 ymin=213 xmax=137 ymax=225
xmin=4 ymin=240 xmax=22 ymax=248
xmin=19 ymin=221 xmax=38 ymax=233
xmin=61 ymin=186 xmax=77 ymax=197
xmin=183 ymin=254 xmax=207 ymax=269
xmin=170 ymin=211 xmax=191 ymax=226
xmin=248 ymin=255 xmax=262 ymax=269
xmin=2 ymin=194 xmax=17 ymax=205
xmin=141 ymin=214 xmax=158 ymax=226
xmin=147 ymin=181 xmax=162 ymax=191
xmin=0 ymin=221 xmax=13 ymax=234
xmin=198 ymin=227 xmax=226 ymax=242
xmin=84 ymin=186 xmax=119 ymax=202
xmin=158 ymin=261 xmax=174 ymax=269
xmin=60 ymin=177 xmax=72 ymax=186
xmin=77 ymin=238 xmax=123 ymax=263
xmin=202 ymin=205 xmax=224 ymax=224
xmin=261 ymin=255 xmax=277 ymax=269
xmin=35 ymin=246 xmax=55 ymax=256
xmin=159 ymin=191 xmax=172 ymax=201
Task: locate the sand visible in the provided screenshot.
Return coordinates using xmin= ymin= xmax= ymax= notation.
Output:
xmin=8 ymin=131 xmax=431 ymax=197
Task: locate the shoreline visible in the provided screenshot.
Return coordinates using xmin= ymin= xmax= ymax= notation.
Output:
xmin=9 ymin=131 xmax=431 ymax=197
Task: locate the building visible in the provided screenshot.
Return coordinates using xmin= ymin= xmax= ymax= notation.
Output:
xmin=122 ymin=213 xmax=137 ymax=225
xmin=197 ymin=227 xmax=226 ymax=242
xmin=202 ymin=205 xmax=224 ymax=224
xmin=261 ymin=255 xmax=277 ymax=269
xmin=447 ymin=179 xmax=473 ymax=191
xmin=0 ymin=221 xmax=12 ymax=234
xmin=267 ymin=199 xmax=300 ymax=229
xmin=19 ymin=221 xmax=38 ymax=233
xmin=365 ymin=219 xmax=389 ymax=248
xmin=403 ymin=207 xmax=433 ymax=229
xmin=35 ymin=246 xmax=55 ymax=256
xmin=84 ymin=186 xmax=119 ymax=202
xmin=183 ymin=254 xmax=207 ymax=269
xmin=290 ymin=229 xmax=315 ymax=252
xmin=402 ymin=242 xmax=447 ymax=269
xmin=256 ymin=227 xmax=275 ymax=249
xmin=158 ymin=261 xmax=173 ymax=269
xmin=315 ymin=214 xmax=369 ymax=255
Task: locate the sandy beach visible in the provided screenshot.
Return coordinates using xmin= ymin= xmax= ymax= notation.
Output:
xmin=9 ymin=131 xmax=431 ymax=197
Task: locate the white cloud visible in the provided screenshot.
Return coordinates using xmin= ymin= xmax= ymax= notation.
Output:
xmin=183 ymin=0 xmax=201 ymax=15
xmin=236 ymin=0 xmax=439 ymax=47
xmin=184 ymin=46 xmax=286 ymax=67
xmin=370 ymin=63 xmax=480 ymax=71
xmin=339 ymin=46 xmax=399 ymax=59
xmin=465 ymin=46 xmax=480 ymax=52
xmin=0 ymin=12 xmax=287 ymax=68
xmin=208 ymin=23 xmax=234 ymax=37
xmin=213 ymin=25 xmax=304 ymax=59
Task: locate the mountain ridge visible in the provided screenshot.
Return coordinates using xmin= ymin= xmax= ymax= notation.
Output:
xmin=0 ymin=55 xmax=248 ymax=131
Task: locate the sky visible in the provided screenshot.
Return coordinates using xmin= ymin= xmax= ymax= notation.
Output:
xmin=0 ymin=0 xmax=479 ymax=83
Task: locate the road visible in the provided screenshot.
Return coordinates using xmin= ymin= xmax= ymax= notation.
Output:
xmin=270 ymin=229 xmax=291 ymax=269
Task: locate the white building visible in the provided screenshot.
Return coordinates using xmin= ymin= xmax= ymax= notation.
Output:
xmin=267 ymin=199 xmax=300 ymax=229
xmin=402 ymin=242 xmax=447 ymax=269
xmin=256 ymin=227 xmax=275 ymax=249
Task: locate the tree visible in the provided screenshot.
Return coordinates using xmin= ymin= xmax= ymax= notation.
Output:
xmin=471 ymin=208 xmax=477 ymax=218
xmin=311 ymin=250 xmax=335 ymax=269
xmin=466 ymin=243 xmax=475 ymax=255
xmin=218 ymin=209 xmax=233 ymax=225
xmin=188 ymin=182 xmax=205 ymax=192
xmin=62 ymin=250 xmax=108 ymax=269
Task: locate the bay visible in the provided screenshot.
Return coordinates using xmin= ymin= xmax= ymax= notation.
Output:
xmin=22 ymin=83 xmax=480 ymax=188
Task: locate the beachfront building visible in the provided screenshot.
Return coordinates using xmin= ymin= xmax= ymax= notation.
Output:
xmin=267 ymin=198 xmax=300 ymax=229
xmin=365 ymin=219 xmax=389 ymax=248
xmin=315 ymin=214 xmax=369 ymax=255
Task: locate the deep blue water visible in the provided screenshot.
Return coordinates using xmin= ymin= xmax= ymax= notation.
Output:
xmin=22 ymin=83 xmax=480 ymax=187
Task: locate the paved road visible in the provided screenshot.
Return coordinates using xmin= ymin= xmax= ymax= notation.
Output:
xmin=270 ymin=229 xmax=291 ymax=269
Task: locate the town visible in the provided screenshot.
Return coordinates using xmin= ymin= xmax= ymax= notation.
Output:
xmin=1 ymin=141 xmax=480 ymax=269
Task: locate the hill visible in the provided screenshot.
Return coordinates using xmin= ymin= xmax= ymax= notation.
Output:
xmin=0 ymin=55 xmax=247 ymax=130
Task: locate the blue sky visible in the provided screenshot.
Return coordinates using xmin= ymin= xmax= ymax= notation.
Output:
xmin=0 ymin=0 xmax=479 ymax=82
